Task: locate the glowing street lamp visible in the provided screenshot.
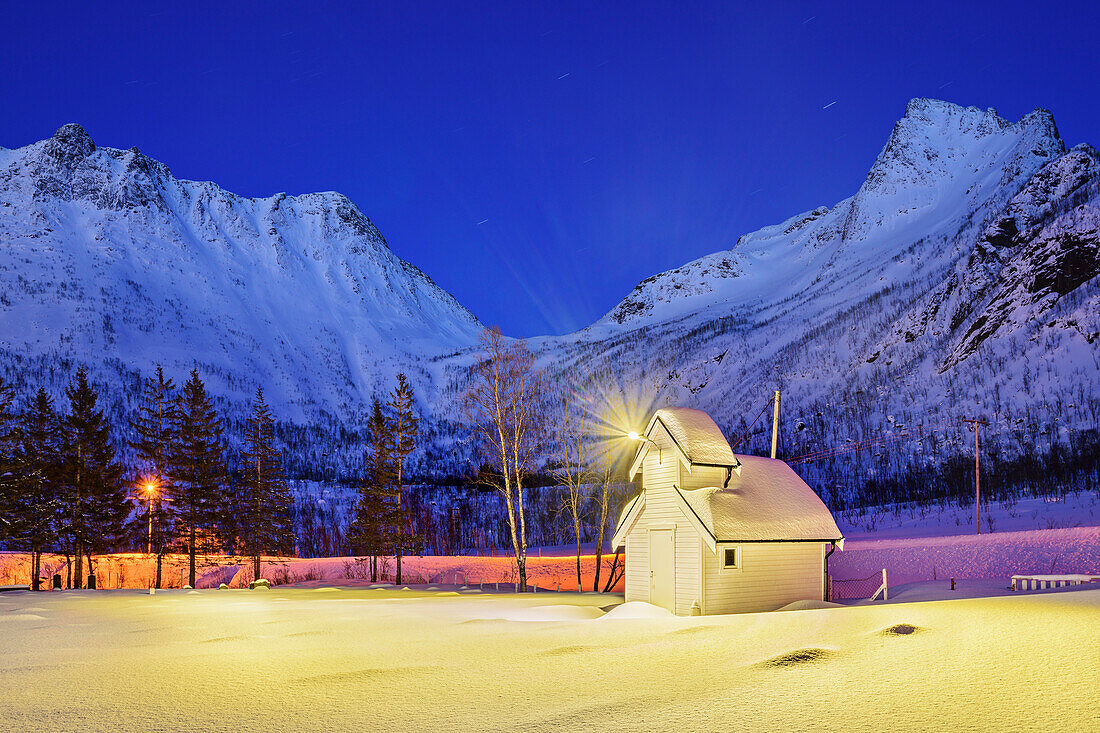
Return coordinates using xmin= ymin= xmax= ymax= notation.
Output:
xmin=142 ymin=479 xmax=158 ymax=555
xmin=627 ymin=430 xmax=661 ymax=460
xmin=628 ymin=430 xmax=658 ymax=445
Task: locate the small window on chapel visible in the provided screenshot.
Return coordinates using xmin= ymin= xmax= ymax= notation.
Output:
xmin=723 ymin=547 xmax=738 ymax=569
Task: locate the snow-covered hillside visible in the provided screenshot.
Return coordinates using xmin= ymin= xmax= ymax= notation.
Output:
xmin=0 ymin=123 xmax=481 ymax=429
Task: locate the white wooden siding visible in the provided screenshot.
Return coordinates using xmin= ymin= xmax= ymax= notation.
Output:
xmin=702 ymin=541 xmax=825 ymax=614
xmin=625 ymin=422 xmax=702 ymax=615
xmin=679 ymin=464 xmax=728 ymax=491
xmin=624 ymin=527 xmax=649 ymax=603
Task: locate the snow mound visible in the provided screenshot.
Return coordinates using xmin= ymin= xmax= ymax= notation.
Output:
xmin=776 ymin=600 xmax=843 ymax=611
xmin=0 ymin=614 xmax=46 ymax=622
xmin=598 ymin=601 xmax=675 ymax=620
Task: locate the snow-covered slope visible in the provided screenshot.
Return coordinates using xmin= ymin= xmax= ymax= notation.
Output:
xmin=600 ymin=99 xmax=1067 ymax=327
xmin=0 ymin=124 xmax=481 ymax=428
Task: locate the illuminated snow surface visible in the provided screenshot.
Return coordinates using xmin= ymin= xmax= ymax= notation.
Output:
xmin=1 ymin=586 xmax=1098 ymax=732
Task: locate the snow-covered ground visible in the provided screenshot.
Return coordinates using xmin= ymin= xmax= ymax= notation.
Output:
xmin=0 ymin=585 xmax=1097 ymax=731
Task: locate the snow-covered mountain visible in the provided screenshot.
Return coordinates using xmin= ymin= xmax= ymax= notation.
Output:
xmin=0 ymin=123 xmax=481 ymax=433
xmin=1 ymin=100 xmax=1097 ymax=493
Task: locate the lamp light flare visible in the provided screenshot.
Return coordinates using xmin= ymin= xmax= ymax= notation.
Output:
xmin=628 ymin=431 xmax=640 ymax=441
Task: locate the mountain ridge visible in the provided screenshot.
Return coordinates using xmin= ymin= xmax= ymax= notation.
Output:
xmin=0 ymin=123 xmax=482 ymax=430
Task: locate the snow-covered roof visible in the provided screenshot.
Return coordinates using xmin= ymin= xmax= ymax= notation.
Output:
xmin=676 ymin=454 xmax=842 ymax=542
xmin=646 ymin=407 xmax=737 ymax=466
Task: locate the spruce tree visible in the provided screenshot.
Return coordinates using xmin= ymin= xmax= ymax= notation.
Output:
xmin=0 ymin=377 xmax=20 ymax=544
xmin=14 ymin=389 xmax=63 ymax=590
xmin=61 ymin=368 xmax=124 ymax=589
xmin=129 ymin=365 xmax=177 ymax=588
xmin=233 ymin=387 xmax=294 ymax=582
xmin=388 ymin=373 xmax=420 ymax=584
xmin=171 ymin=370 xmax=226 ymax=588
xmin=346 ymin=398 xmax=399 ymax=581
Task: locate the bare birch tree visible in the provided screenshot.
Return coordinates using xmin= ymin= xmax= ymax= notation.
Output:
xmin=590 ymin=442 xmax=618 ymax=592
xmin=465 ymin=327 xmax=541 ymax=590
xmin=552 ymin=398 xmax=587 ymax=591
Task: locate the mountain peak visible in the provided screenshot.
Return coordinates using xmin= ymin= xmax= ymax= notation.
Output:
xmin=51 ymin=123 xmax=96 ymax=156
xmin=837 ymin=99 xmax=1066 ymax=243
xmin=892 ymin=98 xmax=1063 ymax=153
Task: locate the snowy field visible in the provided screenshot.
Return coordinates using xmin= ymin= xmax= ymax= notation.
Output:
xmin=1 ymin=585 xmax=1097 ymax=732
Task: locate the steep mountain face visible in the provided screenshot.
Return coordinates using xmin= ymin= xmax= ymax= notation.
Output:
xmin=601 ymin=99 xmax=1067 ymax=328
xmin=511 ymin=100 xmax=1098 ymax=487
xmin=0 ymin=124 xmax=481 ymax=431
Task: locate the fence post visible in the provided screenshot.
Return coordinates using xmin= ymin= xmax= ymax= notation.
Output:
xmin=882 ymin=568 xmax=888 ymax=601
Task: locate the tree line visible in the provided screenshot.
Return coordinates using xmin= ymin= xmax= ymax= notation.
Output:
xmin=0 ymin=329 xmax=637 ymax=594
xmin=0 ymin=366 xmax=294 ymax=589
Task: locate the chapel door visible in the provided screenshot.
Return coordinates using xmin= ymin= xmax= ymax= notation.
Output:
xmin=649 ymin=528 xmax=675 ymax=611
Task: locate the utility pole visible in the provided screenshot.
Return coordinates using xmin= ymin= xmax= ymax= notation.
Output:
xmin=770 ymin=390 xmax=781 ymax=459
xmin=961 ymin=418 xmax=988 ymax=534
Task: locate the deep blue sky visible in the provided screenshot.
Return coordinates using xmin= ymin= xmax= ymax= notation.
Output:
xmin=3 ymin=2 xmax=1098 ymax=336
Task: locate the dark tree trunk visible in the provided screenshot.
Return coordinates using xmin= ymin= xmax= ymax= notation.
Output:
xmin=188 ymin=523 xmax=197 ymax=588
xmin=74 ymin=539 xmax=83 ymax=590
xmin=602 ymin=548 xmax=624 ymax=593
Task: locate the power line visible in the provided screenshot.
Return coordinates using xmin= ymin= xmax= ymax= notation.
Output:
xmin=730 ymin=395 xmax=776 ymax=450
xmin=788 ymin=418 xmax=965 ymax=464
